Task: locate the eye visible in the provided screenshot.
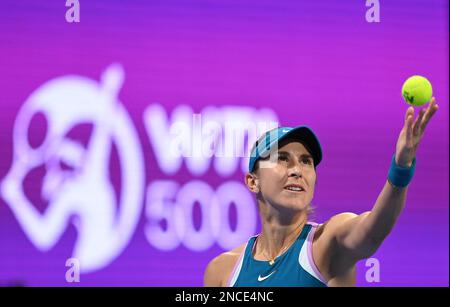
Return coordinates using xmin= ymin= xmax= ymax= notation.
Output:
xmin=301 ymin=157 xmax=313 ymax=165
xmin=278 ymin=155 xmax=288 ymax=161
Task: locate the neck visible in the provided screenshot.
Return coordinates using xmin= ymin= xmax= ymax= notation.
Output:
xmin=255 ymin=205 xmax=308 ymax=262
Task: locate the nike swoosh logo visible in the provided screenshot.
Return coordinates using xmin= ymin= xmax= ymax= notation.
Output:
xmin=282 ymin=129 xmax=290 ymax=133
xmin=257 ymin=270 xmax=277 ymax=282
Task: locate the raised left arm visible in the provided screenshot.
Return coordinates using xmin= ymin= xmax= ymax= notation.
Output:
xmin=329 ymin=98 xmax=439 ymax=260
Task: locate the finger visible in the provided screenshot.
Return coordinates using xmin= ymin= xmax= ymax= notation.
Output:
xmin=413 ymin=108 xmax=426 ymax=135
xmin=404 ymin=107 xmax=414 ymax=133
xmin=406 ymin=114 xmax=414 ymax=145
xmin=420 ymin=97 xmax=439 ymax=130
xmin=429 ymin=96 xmax=436 ymax=107
xmin=404 ymin=106 xmax=414 ymax=122
xmin=422 ymin=97 xmax=437 ymax=122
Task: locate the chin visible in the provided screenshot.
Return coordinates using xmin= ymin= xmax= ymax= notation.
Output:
xmin=279 ymin=199 xmax=309 ymax=212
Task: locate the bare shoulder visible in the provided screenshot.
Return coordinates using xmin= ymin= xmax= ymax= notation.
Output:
xmin=203 ymin=243 xmax=247 ymax=287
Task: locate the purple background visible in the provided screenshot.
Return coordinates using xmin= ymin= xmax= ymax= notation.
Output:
xmin=0 ymin=0 xmax=448 ymax=286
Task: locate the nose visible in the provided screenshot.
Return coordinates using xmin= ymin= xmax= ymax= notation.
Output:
xmin=287 ymin=160 xmax=302 ymax=178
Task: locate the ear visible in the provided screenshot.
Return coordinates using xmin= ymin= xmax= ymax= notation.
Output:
xmin=245 ymin=172 xmax=260 ymax=193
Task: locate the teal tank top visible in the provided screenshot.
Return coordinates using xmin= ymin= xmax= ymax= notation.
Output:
xmin=228 ymin=222 xmax=327 ymax=287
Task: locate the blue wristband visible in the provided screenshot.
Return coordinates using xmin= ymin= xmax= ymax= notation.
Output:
xmin=388 ymin=155 xmax=416 ymax=188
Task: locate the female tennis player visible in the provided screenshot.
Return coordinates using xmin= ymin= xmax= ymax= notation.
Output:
xmin=204 ymin=98 xmax=439 ymax=287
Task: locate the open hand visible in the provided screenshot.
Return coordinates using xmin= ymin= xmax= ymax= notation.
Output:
xmin=395 ymin=97 xmax=439 ymax=167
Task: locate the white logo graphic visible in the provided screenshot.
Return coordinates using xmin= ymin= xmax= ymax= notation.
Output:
xmin=0 ymin=64 xmax=144 ymax=273
xmin=282 ymin=129 xmax=289 ymax=133
xmin=257 ymin=270 xmax=277 ymax=282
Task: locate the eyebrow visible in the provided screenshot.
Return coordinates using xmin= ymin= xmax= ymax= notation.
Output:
xmin=278 ymin=151 xmax=313 ymax=159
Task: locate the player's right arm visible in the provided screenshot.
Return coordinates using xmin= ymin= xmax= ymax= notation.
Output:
xmin=203 ymin=244 xmax=246 ymax=287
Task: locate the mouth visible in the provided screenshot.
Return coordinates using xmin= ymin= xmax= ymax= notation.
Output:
xmin=283 ymin=184 xmax=305 ymax=193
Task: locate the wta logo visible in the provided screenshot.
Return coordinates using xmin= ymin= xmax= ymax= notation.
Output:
xmin=1 ymin=64 xmax=280 ymax=274
xmin=0 ymin=64 xmax=145 ymax=273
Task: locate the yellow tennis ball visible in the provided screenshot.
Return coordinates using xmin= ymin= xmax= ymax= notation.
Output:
xmin=401 ymin=75 xmax=433 ymax=106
